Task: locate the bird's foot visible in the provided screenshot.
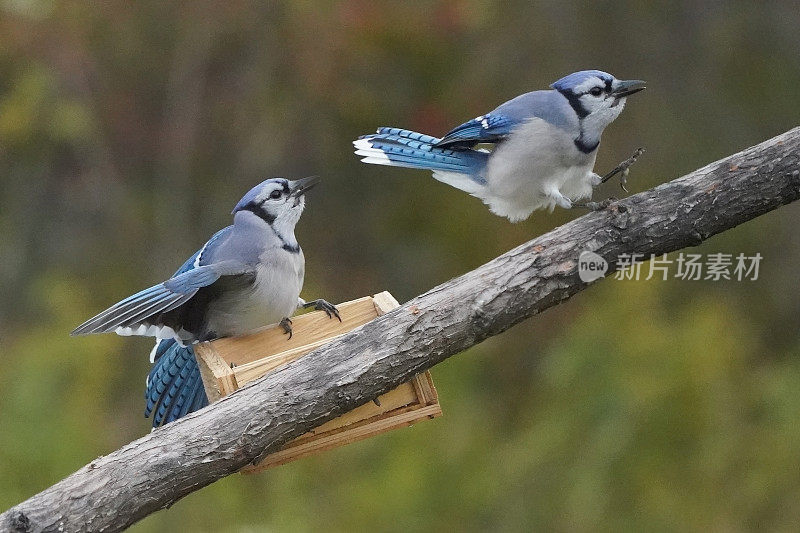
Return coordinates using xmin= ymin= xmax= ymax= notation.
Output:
xmin=573 ymin=197 xmax=618 ymax=211
xmin=279 ymin=317 xmax=293 ymax=339
xmin=547 ymin=193 xmax=573 ymax=210
xmin=601 ymin=147 xmax=645 ymax=192
xmin=302 ymin=299 xmax=342 ymax=322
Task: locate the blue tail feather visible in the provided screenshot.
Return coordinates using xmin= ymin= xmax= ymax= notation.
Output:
xmin=355 ymin=127 xmax=488 ymax=177
xmin=146 ymin=339 xmax=209 ymax=427
xmin=373 ymin=127 xmax=442 ymax=145
xmin=169 ymin=371 xmax=203 ymax=422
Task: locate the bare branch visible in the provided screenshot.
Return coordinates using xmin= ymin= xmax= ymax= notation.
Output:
xmin=3 ymin=128 xmax=799 ymax=532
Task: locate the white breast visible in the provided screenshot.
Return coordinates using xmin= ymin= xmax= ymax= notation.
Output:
xmin=483 ymin=118 xmax=597 ymax=221
xmin=205 ymin=248 xmax=305 ymax=337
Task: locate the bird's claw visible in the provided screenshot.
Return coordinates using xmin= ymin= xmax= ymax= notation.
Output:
xmin=303 ymin=299 xmax=342 ymax=322
xmin=601 ymin=196 xmax=619 ymax=209
xmin=573 ymin=197 xmax=617 ymax=211
xmin=586 ymin=199 xmax=612 ymax=211
xmin=317 ymin=300 xmax=342 ymax=322
xmin=602 ymin=147 xmax=645 ymax=190
xmin=620 ymin=168 xmax=631 ymax=193
xmin=279 ymin=317 xmax=293 ymax=339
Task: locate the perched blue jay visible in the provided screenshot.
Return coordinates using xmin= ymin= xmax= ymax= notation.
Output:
xmin=354 ymin=70 xmax=645 ymax=222
xmin=72 ymin=177 xmax=340 ymax=427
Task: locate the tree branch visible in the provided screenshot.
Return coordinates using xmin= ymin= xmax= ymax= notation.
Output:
xmin=3 ymin=128 xmax=800 ymax=532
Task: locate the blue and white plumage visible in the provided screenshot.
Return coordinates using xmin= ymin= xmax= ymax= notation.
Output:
xmin=73 ymin=177 xmax=340 ymax=427
xmin=354 ymin=70 xmax=645 ymax=222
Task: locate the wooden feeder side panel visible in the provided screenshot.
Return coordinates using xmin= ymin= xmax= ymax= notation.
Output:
xmin=192 ymin=291 xmax=442 ymax=472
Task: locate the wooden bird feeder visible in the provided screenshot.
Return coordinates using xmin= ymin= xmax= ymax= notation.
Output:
xmin=193 ymin=291 xmax=442 ymax=473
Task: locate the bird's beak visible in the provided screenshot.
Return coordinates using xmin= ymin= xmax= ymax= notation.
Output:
xmin=611 ymin=79 xmax=647 ymax=98
xmin=290 ymin=175 xmax=320 ymax=198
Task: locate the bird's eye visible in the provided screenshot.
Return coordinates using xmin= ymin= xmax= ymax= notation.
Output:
xmin=589 ymin=87 xmax=603 ymax=97
xmin=269 ymin=190 xmax=282 ymax=199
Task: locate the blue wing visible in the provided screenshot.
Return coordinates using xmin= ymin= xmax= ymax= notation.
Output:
xmin=74 ymin=227 xmax=240 ymax=426
xmin=70 ymin=262 xmax=244 ymax=336
xmin=434 ymin=113 xmax=518 ymax=148
xmin=142 ymin=227 xmax=232 ymax=427
xmin=173 ymin=226 xmax=230 ymax=274
xmin=71 ymin=223 xmax=244 ymax=338
xmin=434 ymin=89 xmax=579 ymax=148
xmin=70 ymin=284 xmax=195 ymax=336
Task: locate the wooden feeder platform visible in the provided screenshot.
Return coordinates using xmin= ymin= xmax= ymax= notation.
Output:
xmin=193 ymin=291 xmax=442 ymax=473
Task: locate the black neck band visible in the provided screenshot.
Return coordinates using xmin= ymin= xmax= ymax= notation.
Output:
xmin=268 ymin=220 xmax=300 ymax=254
xmin=574 ymin=135 xmax=599 ymax=154
xmin=556 ymin=88 xmax=589 ymax=119
xmin=242 ymin=202 xmax=276 ymax=225
xmin=242 ymin=202 xmax=300 ymax=253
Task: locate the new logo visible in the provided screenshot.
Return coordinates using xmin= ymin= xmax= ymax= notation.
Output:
xmin=578 ymin=251 xmax=608 ymax=282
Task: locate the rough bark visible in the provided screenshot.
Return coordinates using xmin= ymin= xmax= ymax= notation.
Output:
xmin=3 ymin=128 xmax=800 ymax=532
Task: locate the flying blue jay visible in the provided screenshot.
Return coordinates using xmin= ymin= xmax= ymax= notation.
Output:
xmin=71 ymin=177 xmax=340 ymax=427
xmin=354 ymin=70 xmax=646 ymax=222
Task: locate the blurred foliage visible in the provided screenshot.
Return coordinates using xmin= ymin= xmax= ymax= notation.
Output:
xmin=1 ymin=1 xmax=800 ymax=531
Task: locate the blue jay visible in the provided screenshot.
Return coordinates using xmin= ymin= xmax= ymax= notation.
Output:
xmin=354 ymin=70 xmax=645 ymax=222
xmin=72 ymin=177 xmax=340 ymax=427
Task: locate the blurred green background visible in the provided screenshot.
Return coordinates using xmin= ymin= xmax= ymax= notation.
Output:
xmin=1 ymin=1 xmax=800 ymax=531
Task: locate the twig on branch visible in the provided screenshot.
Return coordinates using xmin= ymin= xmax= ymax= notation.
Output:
xmin=3 ymin=128 xmax=800 ymax=532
